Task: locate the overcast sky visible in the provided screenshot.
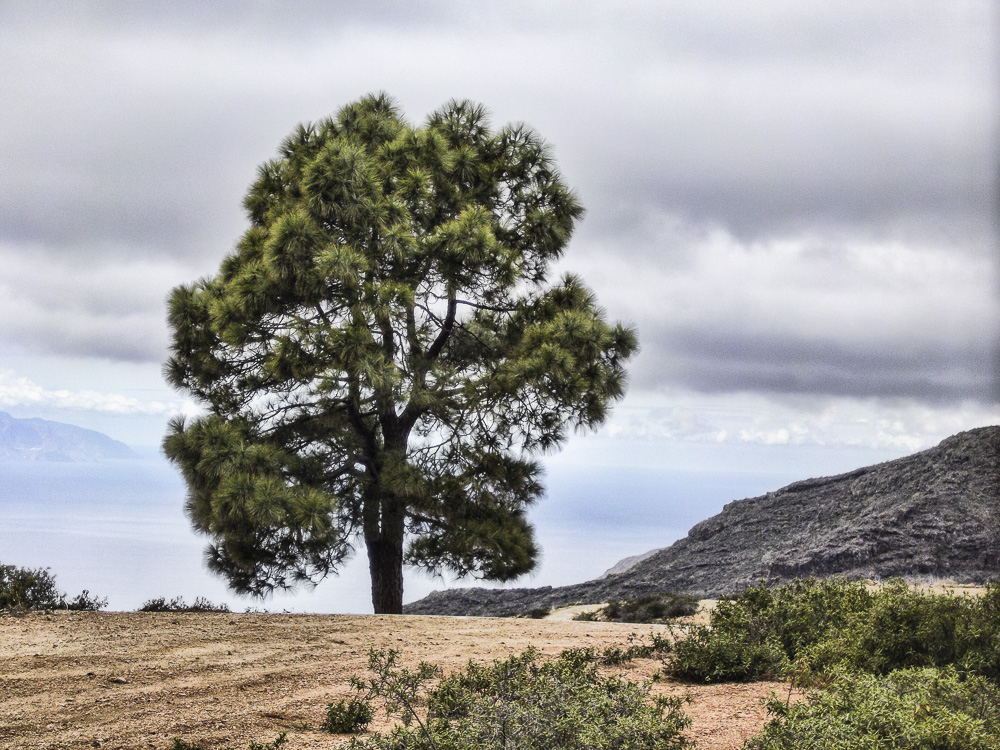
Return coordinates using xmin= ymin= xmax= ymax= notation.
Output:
xmin=1 ymin=0 xmax=997 ymax=467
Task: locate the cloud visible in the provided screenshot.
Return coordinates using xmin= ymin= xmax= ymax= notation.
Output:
xmin=0 ymin=369 xmax=193 ymax=417
xmin=0 ymin=244 xmax=207 ymax=362
xmin=1 ymin=1 xmax=993 ymax=260
xmin=597 ymin=388 xmax=1000 ymax=454
xmin=0 ymin=1 xmax=994 ymax=415
xmin=568 ymin=219 xmax=998 ymax=404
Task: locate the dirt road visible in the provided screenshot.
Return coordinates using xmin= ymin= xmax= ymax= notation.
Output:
xmin=1 ymin=610 xmax=785 ymax=750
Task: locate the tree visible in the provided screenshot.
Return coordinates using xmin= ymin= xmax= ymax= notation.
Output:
xmin=163 ymin=94 xmax=637 ymax=614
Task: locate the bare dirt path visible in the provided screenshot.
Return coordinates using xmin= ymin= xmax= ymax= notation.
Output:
xmin=1 ymin=611 xmax=785 ymax=750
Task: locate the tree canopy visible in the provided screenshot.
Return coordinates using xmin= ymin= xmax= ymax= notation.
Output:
xmin=164 ymin=94 xmax=637 ymax=613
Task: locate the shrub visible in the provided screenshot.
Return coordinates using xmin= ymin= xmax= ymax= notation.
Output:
xmin=0 ymin=562 xmax=107 ymax=611
xmin=669 ymin=626 xmax=788 ymax=683
xmin=708 ymin=578 xmax=872 ymax=662
xmin=64 ymin=590 xmax=109 ymax=611
xmin=324 ymin=698 xmax=375 ymax=734
xmin=139 ymin=596 xmax=229 ymax=613
xmin=963 ymin=581 xmax=1000 ymax=682
xmin=597 ymin=633 xmax=674 ymax=666
xmin=665 ymin=578 xmax=1000 ymax=685
xmin=346 ymin=646 xmax=692 ymax=749
xmin=799 ymin=580 xmax=1000 ymax=683
xmin=580 ymin=592 xmax=699 ymax=624
xmin=170 ymin=734 xmax=287 ymax=750
xmin=0 ymin=563 xmax=63 ymax=609
xmin=664 ymin=578 xmax=862 ymax=683
xmin=527 ymin=607 xmax=550 ymax=619
xmin=744 ymin=667 xmax=1000 ymax=750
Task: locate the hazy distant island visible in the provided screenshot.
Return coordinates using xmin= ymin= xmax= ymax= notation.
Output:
xmin=0 ymin=411 xmax=134 ymax=462
xmin=406 ymin=425 xmax=1000 ymax=616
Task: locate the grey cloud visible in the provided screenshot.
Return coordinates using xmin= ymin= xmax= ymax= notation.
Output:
xmin=568 ymin=219 xmax=998 ymax=406
xmin=0 ymin=0 xmax=995 ymax=407
xmin=0 ymin=249 xmax=195 ymax=362
xmin=649 ymin=329 xmax=997 ymax=403
xmin=3 ymin=1 xmax=993 ymax=261
xmin=3 ymin=304 xmax=167 ymax=363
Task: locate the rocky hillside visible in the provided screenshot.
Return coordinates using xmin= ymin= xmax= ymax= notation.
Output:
xmin=0 ymin=412 xmax=134 ymax=461
xmin=404 ymin=426 xmax=1000 ymax=616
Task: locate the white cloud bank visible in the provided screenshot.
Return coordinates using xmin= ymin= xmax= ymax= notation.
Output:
xmin=601 ymin=389 xmax=1000 ymax=454
xmin=0 ymin=369 xmax=194 ymax=418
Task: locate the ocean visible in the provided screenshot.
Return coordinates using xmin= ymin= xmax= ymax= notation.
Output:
xmin=0 ymin=453 xmax=797 ymax=613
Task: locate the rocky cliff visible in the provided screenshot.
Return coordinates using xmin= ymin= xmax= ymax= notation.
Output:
xmin=404 ymin=426 xmax=1000 ymax=616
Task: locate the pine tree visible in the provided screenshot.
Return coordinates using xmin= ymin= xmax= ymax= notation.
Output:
xmin=164 ymin=94 xmax=637 ymax=613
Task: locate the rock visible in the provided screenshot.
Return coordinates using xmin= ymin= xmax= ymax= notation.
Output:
xmin=599 ymin=549 xmax=658 ymax=578
xmin=404 ymin=426 xmax=1000 ymax=616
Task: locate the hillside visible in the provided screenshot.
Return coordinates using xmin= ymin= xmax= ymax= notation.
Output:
xmin=405 ymin=426 xmax=1000 ymax=616
xmin=0 ymin=411 xmax=134 ymax=461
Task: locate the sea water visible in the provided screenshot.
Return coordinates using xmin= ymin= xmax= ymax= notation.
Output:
xmin=0 ymin=454 xmax=790 ymax=613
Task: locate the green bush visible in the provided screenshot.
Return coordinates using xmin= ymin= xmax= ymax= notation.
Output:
xmin=665 ymin=578 xmax=1000 ymax=685
xmin=170 ymin=734 xmax=287 ymax=750
xmin=669 ymin=626 xmax=788 ymax=683
xmin=346 ymin=646 xmax=692 ymax=749
xmin=708 ymin=578 xmax=872 ymax=661
xmin=964 ymin=581 xmax=1000 ymax=682
xmin=597 ymin=633 xmax=674 ymax=666
xmin=324 ymin=698 xmax=375 ymax=734
xmin=0 ymin=562 xmax=107 ymax=611
xmin=795 ymin=580 xmax=1000 ymax=685
xmin=664 ymin=578 xmax=864 ymax=683
xmin=580 ymin=592 xmax=699 ymax=623
xmin=744 ymin=667 xmax=1000 ymax=750
xmin=139 ymin=596 xmax=230 ymax=613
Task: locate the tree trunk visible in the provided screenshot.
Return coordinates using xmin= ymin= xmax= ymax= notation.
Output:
xmin=368 ymin=537 xmax=404 ymax=614
xmin=366 ymin=500 xmax=405 ymax=614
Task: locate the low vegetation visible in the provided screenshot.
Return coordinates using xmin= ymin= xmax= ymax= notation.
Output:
xmin=138 ymin=596 xmax=230 ymax=613
xmin=749 ymin=666 xmax=1000 ymax=750
xmin=170 ymin=734 xmax=287 ymax=750
xmin=323 ymin=698 xmax=375 ymax=734
xmin=0 ymin=562 xmax=106 ymax=611
xmin=575 ymin=592 xmax=699 ymax=623
xmin=664 ymin=578 xmax=999 ymax=685
xmin=661 ymin=577 xmax=1000 ymax=749
xmin=332 ymin=646 xmax=692 ymax=749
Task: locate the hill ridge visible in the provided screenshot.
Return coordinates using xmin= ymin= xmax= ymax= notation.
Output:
xmin=0 ymin=411 xmax=135 ymax=462
xmin=404 ymin=426 xmax=1000 ymax=616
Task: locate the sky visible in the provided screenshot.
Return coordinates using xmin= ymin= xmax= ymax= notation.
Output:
xmin=1 ymin=2 xmax=998 ymax=600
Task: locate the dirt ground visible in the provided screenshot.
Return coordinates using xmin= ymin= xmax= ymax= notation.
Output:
xmin=1 ymin=608 xmax=790 ymax=750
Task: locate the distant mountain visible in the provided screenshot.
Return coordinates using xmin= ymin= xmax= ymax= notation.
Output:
xmin=599 ymin=549 xmax=658 ymax=578
xmin=404 ymin=426 xmax=1000 ymax=616
xmin=0 ymin=412 xmax=135 ymax=462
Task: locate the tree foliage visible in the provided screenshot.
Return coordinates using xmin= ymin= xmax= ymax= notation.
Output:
xmin=164 ymin=94 xmax=636 ymax=612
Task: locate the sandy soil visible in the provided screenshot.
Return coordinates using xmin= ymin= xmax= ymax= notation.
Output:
xmin=1 ymin=609 xmax=790 ymax=750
